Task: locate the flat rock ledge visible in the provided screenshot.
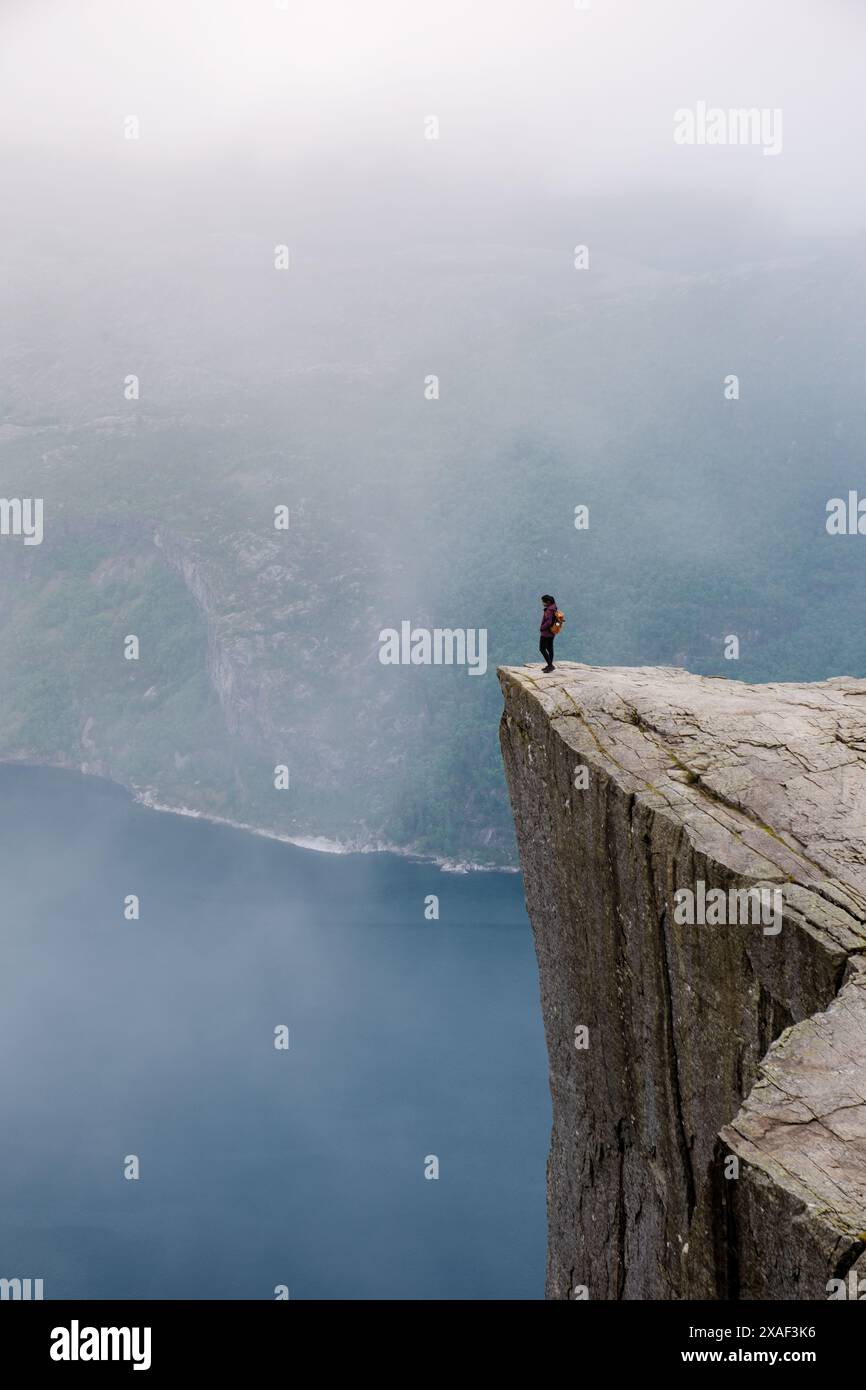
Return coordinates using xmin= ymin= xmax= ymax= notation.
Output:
xmin=498 ymin=662 xmax=866 ymax=1300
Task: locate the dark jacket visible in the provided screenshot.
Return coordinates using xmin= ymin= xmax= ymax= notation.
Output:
xmin=540 ymin=602 xmax=557 ymax=635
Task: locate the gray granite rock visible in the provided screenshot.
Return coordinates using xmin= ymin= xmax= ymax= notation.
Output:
xmin=498 ymin=662 xmax=866 ymax=1299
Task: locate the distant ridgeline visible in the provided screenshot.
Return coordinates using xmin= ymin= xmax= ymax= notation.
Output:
xmin=2 ymin=247 xmax=866 ymax=863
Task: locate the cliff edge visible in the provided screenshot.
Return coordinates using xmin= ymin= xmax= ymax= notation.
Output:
xmin=499 ymin=662 xmax=866 ymax=1300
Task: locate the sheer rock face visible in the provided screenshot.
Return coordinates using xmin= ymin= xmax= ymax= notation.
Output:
xmin=498 ymin=663 xmax=866 ymax=1300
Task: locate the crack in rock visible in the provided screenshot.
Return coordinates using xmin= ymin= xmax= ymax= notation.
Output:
xmin=499 ymin=662 xmax=866 ymax=1299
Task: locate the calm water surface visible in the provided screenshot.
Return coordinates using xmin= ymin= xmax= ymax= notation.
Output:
xmin=0 ymin=765 xmax=549 ymax=1299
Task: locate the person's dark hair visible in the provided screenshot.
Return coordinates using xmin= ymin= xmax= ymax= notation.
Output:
xmin=541 ymin=594 xmax=555 ymax=604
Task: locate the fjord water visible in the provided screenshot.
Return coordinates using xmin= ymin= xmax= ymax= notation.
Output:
xmin=0 ymin=765 xmax=548 ymax=1299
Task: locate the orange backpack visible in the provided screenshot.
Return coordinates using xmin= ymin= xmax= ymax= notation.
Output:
xmin=551 ymin=610 xmax=565 ymax=636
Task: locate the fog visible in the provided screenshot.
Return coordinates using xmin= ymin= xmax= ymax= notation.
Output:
xmin=1 ymin=0 xmax=865 ymax=1303
xmin=1 ymin=0 xmax=865 ymax=862
xmin=3 ymin=0 xmax=866 ymax=241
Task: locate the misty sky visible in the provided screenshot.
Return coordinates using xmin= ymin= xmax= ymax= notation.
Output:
xmin=2 ymin=0 xmax=866 ymax=247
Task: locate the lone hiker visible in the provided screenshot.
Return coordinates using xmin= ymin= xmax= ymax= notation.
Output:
xmin=539 ymin=593 xmax=560 ymax=673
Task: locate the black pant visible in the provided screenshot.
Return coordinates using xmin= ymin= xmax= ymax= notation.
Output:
xmin=539 ymin=635 xmax=554 ymax=667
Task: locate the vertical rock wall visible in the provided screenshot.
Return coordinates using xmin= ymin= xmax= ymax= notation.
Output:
xmin=499 ymin=663 xmax=866 ymax=1299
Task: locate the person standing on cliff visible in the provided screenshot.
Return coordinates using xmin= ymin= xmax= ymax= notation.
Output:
xmin=539 ymin=594 xmax=558 ymax=673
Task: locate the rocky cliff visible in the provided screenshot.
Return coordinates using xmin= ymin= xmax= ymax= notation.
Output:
xmin=499 ymin=662 xmax=866 ymax=1300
